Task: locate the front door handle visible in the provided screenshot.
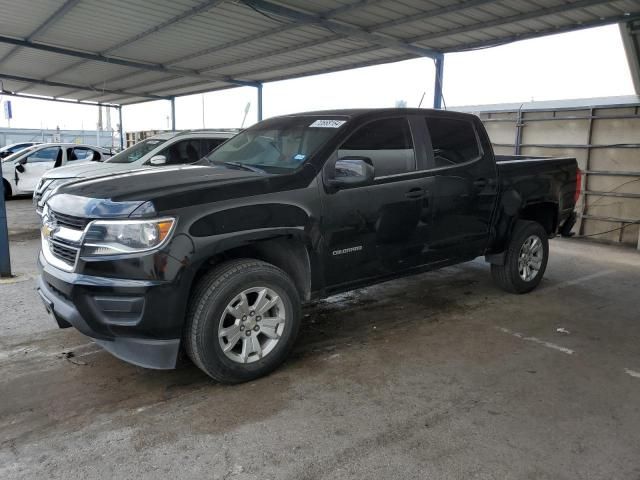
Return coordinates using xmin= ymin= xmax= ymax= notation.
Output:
xmin=473 ymin=178 xmax=488 ymax=190
xmin=405 ymin=187 xmax=426 ymax=199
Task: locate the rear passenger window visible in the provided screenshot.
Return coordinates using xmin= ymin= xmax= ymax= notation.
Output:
xmin=160 ymin=139 xmax=202 ymax=165
xmin=425 ymin=117 xmax=480 ymax=168
xmin=338 ymin=118 xmax=415 ymax=178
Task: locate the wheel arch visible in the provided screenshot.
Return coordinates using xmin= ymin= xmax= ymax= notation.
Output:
xmin=519 ymin=201 xmax=559 ymax=236
xmin=189 ymin=234 xmax=313 ymax=303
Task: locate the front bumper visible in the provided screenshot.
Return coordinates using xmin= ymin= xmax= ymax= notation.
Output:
xmin=37 ymin=252 xmax=182 ymax=369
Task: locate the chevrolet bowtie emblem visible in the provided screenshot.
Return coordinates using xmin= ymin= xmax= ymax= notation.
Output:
xmin=41 ymin=218 xmax=57 ymax=239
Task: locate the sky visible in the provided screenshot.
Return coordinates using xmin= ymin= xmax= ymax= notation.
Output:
xmin=0 ymin=24 xmax=635 ymax=135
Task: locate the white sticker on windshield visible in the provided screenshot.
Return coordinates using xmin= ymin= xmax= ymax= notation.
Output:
xmin=309 ymin=119 xmax=346 ymax=128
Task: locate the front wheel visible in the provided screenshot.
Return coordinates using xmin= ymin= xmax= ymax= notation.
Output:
xmin=491 ymin=220 xmax=549 ymax=294
xmin=183 ymin=259 xmax=301 ymax=383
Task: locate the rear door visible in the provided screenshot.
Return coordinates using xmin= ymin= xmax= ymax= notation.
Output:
xmin=16 ymin=146 xmax=62 ymax=193
xmin=424 ymin=114 xmax=498 ymax=258
xmin=321 ymin=116 xmax=434 ymax=289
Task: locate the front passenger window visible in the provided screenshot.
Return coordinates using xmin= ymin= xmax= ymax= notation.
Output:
xmin=338 ymin=118 xmax=415 ymax=178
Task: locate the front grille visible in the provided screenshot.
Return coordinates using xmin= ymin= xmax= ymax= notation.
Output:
xmin=50 ymin=211 xmax=90 ymax=230
xmin=50 ymin=240 xmax=79 ymax=266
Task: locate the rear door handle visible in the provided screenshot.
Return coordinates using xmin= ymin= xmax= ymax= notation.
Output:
xmin=405 ymin=187 xmax=426 ymax=199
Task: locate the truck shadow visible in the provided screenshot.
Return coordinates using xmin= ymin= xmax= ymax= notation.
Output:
xmin=0 ymin=263 xmax=493 ymax=446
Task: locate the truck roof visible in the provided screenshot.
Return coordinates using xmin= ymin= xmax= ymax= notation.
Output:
xmin=275 ymin=107 xmax=478 ymax=120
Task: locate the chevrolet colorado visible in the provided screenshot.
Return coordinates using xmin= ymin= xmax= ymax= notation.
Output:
xmin=37 ymin=109 xmax=579 ymax=383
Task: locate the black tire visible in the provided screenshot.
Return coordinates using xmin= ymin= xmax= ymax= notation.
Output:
xmin=183 ymin=259 xmax=301 ymax=383
xmin=2 ymin=179 xmax=11 ymax=200
xmin=491 ymin=220 xmax=549 ymax=294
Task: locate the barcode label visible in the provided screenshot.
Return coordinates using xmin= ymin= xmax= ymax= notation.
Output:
xmin=309 ymin=119 xmax=346 ymax=128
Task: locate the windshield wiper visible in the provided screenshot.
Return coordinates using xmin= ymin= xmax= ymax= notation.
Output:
xmin=219 ymin=161 xmax=266 ymax=173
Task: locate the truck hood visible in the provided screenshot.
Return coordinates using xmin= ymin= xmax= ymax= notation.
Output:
xmin=48 ymin=164 xmax=287 ymax=217
xmin=44 ymin=161 xmax=138 ymax=179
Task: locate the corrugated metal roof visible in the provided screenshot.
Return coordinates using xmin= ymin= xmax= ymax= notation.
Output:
xmin=0 ymin=0 xmax=638 ymax=106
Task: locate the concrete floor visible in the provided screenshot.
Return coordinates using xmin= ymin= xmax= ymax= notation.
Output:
xmin=1 ymin=198 xmax=640 ymax=479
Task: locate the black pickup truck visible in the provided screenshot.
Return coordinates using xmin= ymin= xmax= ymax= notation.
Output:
xmin=37 ymin=108 xmax=579 ymax=383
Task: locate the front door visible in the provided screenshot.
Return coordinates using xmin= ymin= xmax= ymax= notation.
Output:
xmin=16 ymin=146 xmax=62 ymax=193
xmin=320 ymin=116 xmax=434 ymax=290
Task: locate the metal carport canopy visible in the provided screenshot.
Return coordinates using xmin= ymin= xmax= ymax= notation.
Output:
xmin=0 ymin=0 xmax=639 ymax=109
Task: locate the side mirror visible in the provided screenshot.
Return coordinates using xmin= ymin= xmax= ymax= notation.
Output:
xmin=326 ymin=157 xmax=374 ymax=190
xmin=15 ymin=163 xmax=25 ymax=173
xmin=149 ymin=155 xmax=167 ymax=166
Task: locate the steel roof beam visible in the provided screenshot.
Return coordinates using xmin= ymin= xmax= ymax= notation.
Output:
xmin=0 ymin=90 xmax=120 ymax=107
xmin=37 ymin=0 xmax=228 ymax=95
xmin=620 ymin=19 xmax=640 ymax=95
xmin=55 ymin=0 xmax=387 ymax=99
xmin=0 ymin=0 xmax=82 ymax=68
xmin=0 ymin=36 xmax=258 ymax=88
xmin=241 ymin=0 xmax=440 ymax=59
xmin=230 ymin=0 xmax=625 ymax=80
xmin=442 ymin=12 xmax=640 ymax=53
xmin=160 ymin=0 xmax=387 ymax=67
xmin=199 ymin=0 xmax=498 ymax=75
xmin=0 ymin=73 xmax=170 ymax=101
xmin=55 ymin=0 xmax=491 ymax=100
xmin=411 ymin=0 xmax=615 ymax=45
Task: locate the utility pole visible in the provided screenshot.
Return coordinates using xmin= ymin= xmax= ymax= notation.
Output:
xmin=97 ymin=105 xmax=103 ymax=147
xmin=0 ymin=159 xmax=11 ymax=277
xmin=202 ymin=94 xmax=205 ymax=128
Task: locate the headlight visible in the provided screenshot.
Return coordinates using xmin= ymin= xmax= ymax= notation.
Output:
xmin=81 ymin=218 xmax=176 ymax=257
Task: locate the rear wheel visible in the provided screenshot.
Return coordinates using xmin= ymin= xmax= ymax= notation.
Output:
xmin=491 ymin=220 xmax=549 ymax=294
xmin=183 ymin=259 xmax=301 ymax=383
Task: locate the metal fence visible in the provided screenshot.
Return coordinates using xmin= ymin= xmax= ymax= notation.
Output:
xmin=0 ymin=128 xmax=117 ymax=150
xmin=460 ymin=98 xmax=640 ymax=249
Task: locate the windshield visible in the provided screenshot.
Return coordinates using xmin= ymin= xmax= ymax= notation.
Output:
xmin=206 ymin=116 xmax=348 ymax=173
xmin=106 ymin=138 xmax=169 ymax=164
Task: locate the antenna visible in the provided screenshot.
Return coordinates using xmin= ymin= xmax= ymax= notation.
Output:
xmin=241 ymin=102 xmax=251 ymax=128
xmin=417 ymin=92 xmax=426 ymax=108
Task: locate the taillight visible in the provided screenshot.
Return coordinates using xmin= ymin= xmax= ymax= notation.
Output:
xmin=575 ymin=169 xmax=583 ymax=203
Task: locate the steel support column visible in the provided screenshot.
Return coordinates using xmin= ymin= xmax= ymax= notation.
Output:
xmin=433 ymin=54 xmax=444 ymax=109
xmin=257 ymin=83 xmax=263 ymax=122
xmin=0 ymin=160 xmax=11 ymax=277
xmin=170 ymin=97 xmax=176 ymax=130
xmin=118 ymin=106 xmax=124 ymax=150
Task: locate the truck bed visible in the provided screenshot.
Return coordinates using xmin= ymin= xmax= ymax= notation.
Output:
xmin=495 ymin=154 xmax=578 ymax=229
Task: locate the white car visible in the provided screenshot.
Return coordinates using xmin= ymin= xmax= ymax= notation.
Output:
xmin=2 ymin=143 xmax=111 ymax=199
xmin=34 ymin=129 xmax=237 ymax=212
